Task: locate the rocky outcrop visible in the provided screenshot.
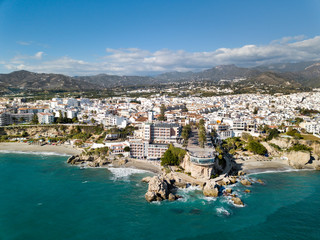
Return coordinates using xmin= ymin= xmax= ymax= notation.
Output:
xmin=67 ymin=154 xmax=110 ymax=167
xmin=262 ymin=142 xmax=281 ymax=156
xmin=270 ymin=138 xmax=294 ymax=149
xmin=225 ymin=188 xmax=232 ymax=194
xmin=240 ymin=179 xmax=252 ymax=186
xmin=145 ymin=175 xmax=180 ymax=202
xmin=141 ymin=176 xmax=152 ymax=183
xmin=286 ymin=151 xmax=311 ymax=169
xmin=231 ymin=197 xmax=244 ymax=206
xmin=203 ymin=180 xmax=219 ymax=197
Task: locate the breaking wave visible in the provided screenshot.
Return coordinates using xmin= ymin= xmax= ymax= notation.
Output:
xmin=108 ymin=167 xmax=151 ymax=180
xmin=0 ymin=150 xmax=70 ymax=156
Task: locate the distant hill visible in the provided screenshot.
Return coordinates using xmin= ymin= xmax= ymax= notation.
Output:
xmin=0 ymin=70 xmax=99 ymax=93
xmin=1 ymin=61 xmax=320 ymax=94
xmin=75 ymin=74 xmax=158 ymax=88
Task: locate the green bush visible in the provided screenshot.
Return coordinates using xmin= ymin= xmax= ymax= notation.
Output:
xmin=248 ymin=140 xmax=267 ymax=155
xmin=269 ymin=143 xmax=282 ymax=151
xmin=160 ymin=144 xmax=186 ymax=166
xmin=288 ymin=144 xmax=312 ymax=152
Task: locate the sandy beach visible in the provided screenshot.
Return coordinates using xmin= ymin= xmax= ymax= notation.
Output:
xmin=124 ymin=159 xmax=161 ymax=174
xmin=235 ymin=155 xmax=294 ymax=174
xmin=0 ymin=142 xmax=82 ymax=156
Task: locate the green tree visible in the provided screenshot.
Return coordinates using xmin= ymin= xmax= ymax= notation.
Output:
xmin=158 ymin=104 xmax=166 ymax=121
xmin=161 ymin=149 xmax=178 ymax=166
xmin=72 ymin=117 xmax=78 ymax=123
xmin=124 ymin=146 xmax=130 ymax=152
xmin=181 ymin=124 xmax=191 ymax=146
xmin=57 ymin=110 xmax=63 ymax=123
xmin=266 ymin=128 xmax=279 ymax=141
xmin=31 ymin=113 xmax=38 ymax=124
xmin=63 ymin=112 xmax=68 ymax=123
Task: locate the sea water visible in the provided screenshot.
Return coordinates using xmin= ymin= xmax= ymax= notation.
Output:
xmin=0 ymin=152 xmax=319 ymax=240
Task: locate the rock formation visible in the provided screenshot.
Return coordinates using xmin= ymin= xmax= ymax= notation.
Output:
xmin=144 ymin=175 xmax=180 ymax=202
xmin=286 ymin=151 xmax=311 ymax=169
xmin=240 ymin=179 xmax=252 ymax=186
xmin=231 ymin=197 xmax=244 ymax=206
xmin=67 ymin=154 xmax=110 ymax=167
xmin=203 ymin=180 xmax=219 ymax=197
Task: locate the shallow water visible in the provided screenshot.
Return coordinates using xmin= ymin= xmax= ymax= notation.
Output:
xmin=0 ymin=152 xmax=319 ymax=240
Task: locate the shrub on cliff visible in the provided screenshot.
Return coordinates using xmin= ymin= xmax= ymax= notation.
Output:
xmin=248 ymin=140 xmax=267 ymax=155
xmin=288 ymin=143 xmax=312 ymax=152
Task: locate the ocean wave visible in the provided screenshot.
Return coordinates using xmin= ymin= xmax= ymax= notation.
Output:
xmin=248 ymin=168 xmax=314 ymax=176
xmin=108 ymin=167 xmax=151 ymax=180
xmin=179 ymin=185 xmax=201 ymax=193
xmin=216 ymin=207 xmax=231 ymax=216
xmin=0 ymin=150 xmax=70 ymax=156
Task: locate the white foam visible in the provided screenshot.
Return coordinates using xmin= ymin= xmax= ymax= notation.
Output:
xmin=0 ymin=150 xmax=70 ymax=156
xmin=179 ymin=185 xmax=201 ymax=193
xmin=216 ymin=207 xmax=230 ymax=216
xmin=248 ymin=168 xmax=314 ymax=176
xmin=203 ymin=196 xmax=217 ymax=202
xmin=108 ymin=167 xmax=151 ymax=180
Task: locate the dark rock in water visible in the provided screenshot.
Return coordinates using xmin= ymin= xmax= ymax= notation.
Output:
xmin=257 ymin=179 xmax=265 ymax=184
xmin=189 ymin=209 xmax=201 ymax=215
xmin=168 ymin=193 xmax=177 ymax=201
xmin=170 ymin=208 xmax=184 ymax=214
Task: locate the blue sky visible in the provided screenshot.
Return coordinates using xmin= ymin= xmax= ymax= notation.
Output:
xmin=1 ymin=0 xmax=320 ymax=75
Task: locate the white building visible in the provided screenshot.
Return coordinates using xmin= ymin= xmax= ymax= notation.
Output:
xmin=37 ymin=113 xmax=55 ymax=124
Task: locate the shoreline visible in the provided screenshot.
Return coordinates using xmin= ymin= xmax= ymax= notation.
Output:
xmin=1 ymin=142 xmax=314 ymax=176
xmin=0 ymin=142 xmax=82 ymax=156
xmin=0 ymin=142 xmax=161 ymax=174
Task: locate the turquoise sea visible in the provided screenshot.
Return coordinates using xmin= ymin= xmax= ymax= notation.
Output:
xmin=0 ymin=151 xmax=319 ymax=240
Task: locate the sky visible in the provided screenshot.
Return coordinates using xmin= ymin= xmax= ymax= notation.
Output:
xmin=0 ymin=0 xmax=320 ymax=76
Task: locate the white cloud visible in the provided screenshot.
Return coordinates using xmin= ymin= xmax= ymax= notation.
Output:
xmin=16 ymin=41 xmax=32 ymax=46
xmin=2 ymin=36 xmax=320 ymax=75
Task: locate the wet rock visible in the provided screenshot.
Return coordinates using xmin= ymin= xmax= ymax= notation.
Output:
xmin=232 ymin=197 xmax=244 ymax=206
xmin=145 ymin=191 xmax=157 ymax=202
xmin=225 ymin=188 xmax=232 ymax=194
xmin=244 ymin=189 xmax=251 ymax=193
xmin=257 ymin=179 xmax=264 ymax=184
xmin=229 ymin=177 xmax=237 ymax=184
xmin=141 ymin=176 xmax=152 ymax=183
xmin=240 ymin=179 xmax=252 ymax=186
xmin=168 ymin=193 xmax=176 ymax=201
xmin=203 ymin=180 xmax=219 ymax=197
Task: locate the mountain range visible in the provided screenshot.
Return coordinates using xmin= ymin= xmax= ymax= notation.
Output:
xmin=1 ymin=61 xmax=320 ymax=94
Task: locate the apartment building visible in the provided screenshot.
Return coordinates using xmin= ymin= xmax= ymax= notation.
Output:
xmin=37 ymin=112 xmax=55 ymax=124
